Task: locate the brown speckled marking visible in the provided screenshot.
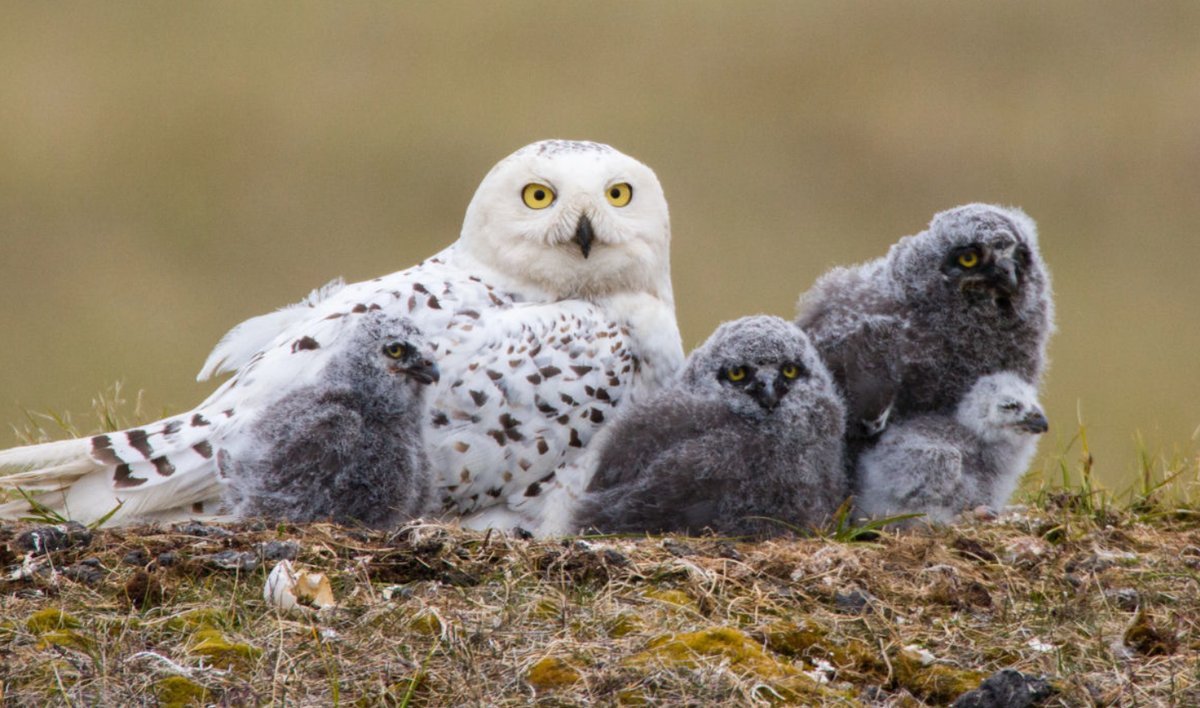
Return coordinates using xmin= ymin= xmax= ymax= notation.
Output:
xmin=498 ymin=413 xmax=524 ymax=441
xmin=526 ymin=373 xmax=543 ymax=385
xmin=126 ymin=430 xmax=153 ymax=459
xmin=163 ymin=421 xmax=183 ymax=435
xmin=487 ymin=429 xmax=506 ymax=445
xmin=536 ymin=438 xmax=549 ymax=455
xmin=352 ymin=304 xmax=368 ymax=313
xmin=569 ymin=429 xmax=583 ymax=447
xmin=193 ymin=441 xmax=213 ymax=459
xmin=92 ymin=436 xmax=120 ymax=465
xmin=413 ymin=283 xmax=428 ymax=294
xmin=460 ymin=468 xmax=471 ymax=483
xmin=427 ymin=295 xmax=441 ymax=309
xmin=151 ymin=456 xmax=175 ymax=477
xmin=540 ymin=366 xmax=561 ymax=378
xmin=524 ymin=482 xmax=542 ymax=497
xmin=291 ymin=335 xmax=318 ymax=353
xmin=325 ymin=312 xmax=344 ymax=320
xmin=502 ymin=471 xmax=514 ymax=482
xmin=191 ymin=413 xmax=210 ymax=427
xmin=454 ymin=441 xmax=470 ymax=453
xmin=113 ymin=464 xmax=145 ymax=489
xmin=431 ymin=411 xmax=450 ymax=427
xmin=469 ymin=390 xmax=488 ymax=406
xmin=486 ymin=370 xmax=503 ymax=381
xmin=589 ymin=408 xmax=605 ymax=424
xmin=487 ymin=487 xmax=503 ymax=498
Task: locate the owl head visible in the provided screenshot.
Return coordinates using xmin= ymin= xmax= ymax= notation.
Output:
xmin=955 ymin=371 xmax=1048 ymax=444
xmin=458 ymin=140 xmax=673 ymax=304
xmin=682 ymin=316 xmax=843 ymax=429
xmin=888 ymin=203 xmax=1050 ymax=320
xmin=332 ymin=312 xmax=439 ymax=400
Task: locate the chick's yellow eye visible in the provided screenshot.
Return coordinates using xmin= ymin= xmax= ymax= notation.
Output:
xmin=522 ymin=183 xmax=555 ymax=209
xmin=726 ymin=366 xmax=747 ymax=382
xmin=781 ymin=364 xmax=800 ymax=379
xmin=605 ymin=182 xmax=632 ymax=207
xmin=957 ymin=251 xmax=980 ymax=268
xmin=383 ymin=342 xmax=408 ymax=359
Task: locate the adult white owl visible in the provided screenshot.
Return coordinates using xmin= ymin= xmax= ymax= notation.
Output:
xmin=0 ymin=140 xmax=684 ymax=529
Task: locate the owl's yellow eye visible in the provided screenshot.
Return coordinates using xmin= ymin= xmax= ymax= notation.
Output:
xmin=383 ymin=342 xmax=409 ymax=360
xmin=522 ymin=183 xmax=555 ymax=210
xmin=781 ymin=364 xmax=800 ymax=379
xmin=726 ymin=366 xmax=747 ymax=382
xmin=957 ymin=251 xmax=980 ymax=268
xmin=605 ymin=182 xmax=632 ymax=207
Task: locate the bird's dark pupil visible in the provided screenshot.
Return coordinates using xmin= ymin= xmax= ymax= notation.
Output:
xmin=534 ymin=190 xmax=545 ymax=201
xmin=610 ymin=188 xmax=619 ymax=198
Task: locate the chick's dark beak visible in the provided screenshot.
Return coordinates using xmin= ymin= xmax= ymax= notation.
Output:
xmin=404 ymin=359 xmax=440 ymax=385
xmin=989 ymin=257 xmax=1020 ymax=296
xmin=1017 ymin=408 xmax=1049 ymax=434
xmin=748 ymin=374 xmax=784 ymax=411
xmin=573 ymin=214 xmax=594 ymax=259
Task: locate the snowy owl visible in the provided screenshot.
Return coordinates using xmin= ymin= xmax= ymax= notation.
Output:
xmin=574 ymin=316 xmax=846 ymax=538
xmin=220 ymin=312 xmax=437 ymax=528
xmin=796 ymin=203 xmax=1053 ymax=456
xmin=855 ymin=371 xmax=1048 ymax=526
xmin=0 ymin=140 xmax=684 ymax=527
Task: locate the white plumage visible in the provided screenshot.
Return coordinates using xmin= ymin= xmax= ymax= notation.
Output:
xmin=0 ymin=139 xmax=684 ymax=528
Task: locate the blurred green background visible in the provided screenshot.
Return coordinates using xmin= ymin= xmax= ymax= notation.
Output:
xmin=2 ymin=2 xmax=1197 ymax=492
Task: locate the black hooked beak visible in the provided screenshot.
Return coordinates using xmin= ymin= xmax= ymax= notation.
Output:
xmin=989 ymin=257 xmax=1020 ymax=296
xmin=404 ymin=358 xmax=440 ymax=385
xmin=573 ymin=214 xmax=594 ymax=259
xmin=1017 ymin=408 xmax=1049 ymax=434
xmin=747 ymin=373 xmax=784 ymax=411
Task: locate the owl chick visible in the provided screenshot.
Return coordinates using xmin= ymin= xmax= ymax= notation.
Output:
xmin=797 ymin=204 xmax=1054 ymax=447
xmin=574 ymin=316 xmax=846 ymax=538
xmin=855 ymin=371 xmax=1048 ymax=526
xmin=219 ymin=312 xmax=439 ymax=528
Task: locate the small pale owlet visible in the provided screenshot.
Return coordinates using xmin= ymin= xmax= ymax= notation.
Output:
xmin=855 ymin=371 xmax=1048 ymax=526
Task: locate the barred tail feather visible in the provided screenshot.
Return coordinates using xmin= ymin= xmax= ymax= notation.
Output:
xmin=0 ymin=467 xmax=224 ymax=525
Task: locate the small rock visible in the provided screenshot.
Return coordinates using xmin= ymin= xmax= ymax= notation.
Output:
xmin=951 ymin=668 xmax=1053 ymax=708
xmin=834 ymin=588 xmax=875 ymax=614
xmin=62 ymin=557 xmax=105 ymax=585
xmin=202 ymin=550 xmax=259 ymax=573
xmin=15 ymin=522 xmax=92 ymax=554
xmin=173 ymin=521 xmax=231 ymax=538
xmin=154 ymin=551 xmax=179 ymax=568
xmin=122 ymin=549 xmax=150 ymax=567
xmin=257 ymin=541 xmax=300 ymax=562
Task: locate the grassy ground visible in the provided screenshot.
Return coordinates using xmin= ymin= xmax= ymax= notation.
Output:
xmin=3 ymin=487 xmax=1200 ymax=705
xmin=2 ymin=391 xmax=1199 ymax=706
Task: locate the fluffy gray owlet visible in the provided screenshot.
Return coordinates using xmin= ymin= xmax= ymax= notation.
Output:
xmin=796 ymin=204 xmax=1054 ymax=448
xmin=574 ymin=316 xmax=846 ymax=538
xmin=855 ymin=372 xmax=1048 ymax=526
xmin=219 ymin=312 xmax=439 ymax=528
